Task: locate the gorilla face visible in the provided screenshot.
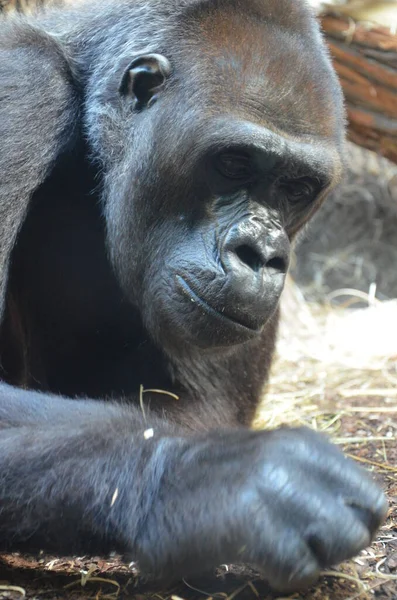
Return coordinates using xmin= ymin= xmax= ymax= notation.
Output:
xmin=142 ymin=128 xmax=334 ymax=349
xmin=103 ymin=4 xmax=344 ymax=351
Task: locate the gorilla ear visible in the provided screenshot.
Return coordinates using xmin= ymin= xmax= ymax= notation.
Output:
xmin=119 ymin=54 xmax=171 ymax=109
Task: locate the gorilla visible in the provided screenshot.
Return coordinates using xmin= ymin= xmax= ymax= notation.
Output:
xmin=0 ymin=0 xmax=387 ymax=593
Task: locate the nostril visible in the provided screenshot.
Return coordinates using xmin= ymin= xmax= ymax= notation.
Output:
xmin=235 ymin=244 xmax=264 ymax=272
xmin=266 ymin=256 xmax=288 ymax=273
xmin=233 ymin=245 xmax=288 ymax=274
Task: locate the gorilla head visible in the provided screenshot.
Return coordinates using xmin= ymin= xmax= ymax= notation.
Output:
xmin=87 ymin=0 xmax=344 ymax=352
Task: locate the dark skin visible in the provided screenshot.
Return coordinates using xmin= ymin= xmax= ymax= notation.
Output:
xmin=0 ymin=0 xmax=388 ymax=593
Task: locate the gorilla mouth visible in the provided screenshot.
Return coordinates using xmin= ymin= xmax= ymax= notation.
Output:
xmin=176 ymin=275 xmax=259 ymax=333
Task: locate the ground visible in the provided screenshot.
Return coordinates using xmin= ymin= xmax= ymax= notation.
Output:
xmin=0 ymin=288 xmax=396 ymax=600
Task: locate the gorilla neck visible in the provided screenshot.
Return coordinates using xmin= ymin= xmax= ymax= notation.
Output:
xmin=2 ymin=153 xmax=275 ymax=424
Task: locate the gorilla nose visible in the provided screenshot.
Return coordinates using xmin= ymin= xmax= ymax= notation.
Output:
xmin=233 ymin=242 xmax=288 ymax=275
xmin=219 ymin=226 xmax=290 ymax=329
xmin=222 ymin=229 xmax=290 ymax=282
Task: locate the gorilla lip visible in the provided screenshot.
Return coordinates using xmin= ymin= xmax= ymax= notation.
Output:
xmin=176 ymin=274 xmax=260 ymax=333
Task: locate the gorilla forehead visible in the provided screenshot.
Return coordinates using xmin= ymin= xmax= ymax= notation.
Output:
xmin=79 ymin=0 xmax=344 ymax=168
xmin=175 ymin=0 xmax=344 ymax=142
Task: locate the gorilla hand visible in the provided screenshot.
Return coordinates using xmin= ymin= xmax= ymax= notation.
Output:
xmin=136 ymin=427 xmax=387 ymax=592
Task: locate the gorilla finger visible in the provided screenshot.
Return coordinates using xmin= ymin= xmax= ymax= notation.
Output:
xmin=344 ymin=494 xmax=388 ymax=540
xmin=304 ymin=506 xmax=371 ymax=567
xmin=256 ymin=534 xmax=319 ymax=593
xmin=242 ymin=518 xmax=320 ymax=593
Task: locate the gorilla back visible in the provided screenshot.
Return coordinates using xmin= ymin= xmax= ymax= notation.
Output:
xmin=0 ymin=0 xmax=387 ymax=593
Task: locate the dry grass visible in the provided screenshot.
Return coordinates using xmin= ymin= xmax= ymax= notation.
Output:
xmin=308 ymin=0 xmax=397 ymax=30
xmin=250 ymin=278 xmax=397 ymax=600
xmin=255 ymin=277 xmax=397 ymax=432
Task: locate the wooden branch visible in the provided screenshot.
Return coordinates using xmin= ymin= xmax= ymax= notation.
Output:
xmin=321 ymin=14 xmax=397 ymax=163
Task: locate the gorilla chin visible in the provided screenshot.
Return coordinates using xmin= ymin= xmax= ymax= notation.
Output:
xmin=174 ymin=273 xmax=284 ymax=349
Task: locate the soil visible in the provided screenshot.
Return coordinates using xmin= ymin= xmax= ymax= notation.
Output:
xmin=0 ymin=393 xmax=395 ymax=600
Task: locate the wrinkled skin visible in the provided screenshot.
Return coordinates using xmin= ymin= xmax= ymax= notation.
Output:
xmin=0 ymin=0 xmax=387 ymax=593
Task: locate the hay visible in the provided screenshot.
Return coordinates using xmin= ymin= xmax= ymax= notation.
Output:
xmin=254 ymin=276 xmax=397 ymax=431
xmin=308 ymin=0 xmax=397 ymax=29
xmin=0 ymin=585 xmax=26 ymax=597
xmin=64 ymin=564 xmax=121 ymax=598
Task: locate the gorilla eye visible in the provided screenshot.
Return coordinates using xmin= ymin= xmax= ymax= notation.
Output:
xmin=279 ymin=176 xmax=319 ymax=202
xmin=216 ymin=153 xmax=252 ymax=180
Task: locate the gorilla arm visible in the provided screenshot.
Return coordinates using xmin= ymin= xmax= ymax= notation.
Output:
xmin=0 ymin=20 xmax=78 ymax=319
xmin=0 ymin=379 xmax=388 ymax=593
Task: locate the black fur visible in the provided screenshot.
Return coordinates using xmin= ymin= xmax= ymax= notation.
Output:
xmin=0 ymin=0 xmax=387 ymax=593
